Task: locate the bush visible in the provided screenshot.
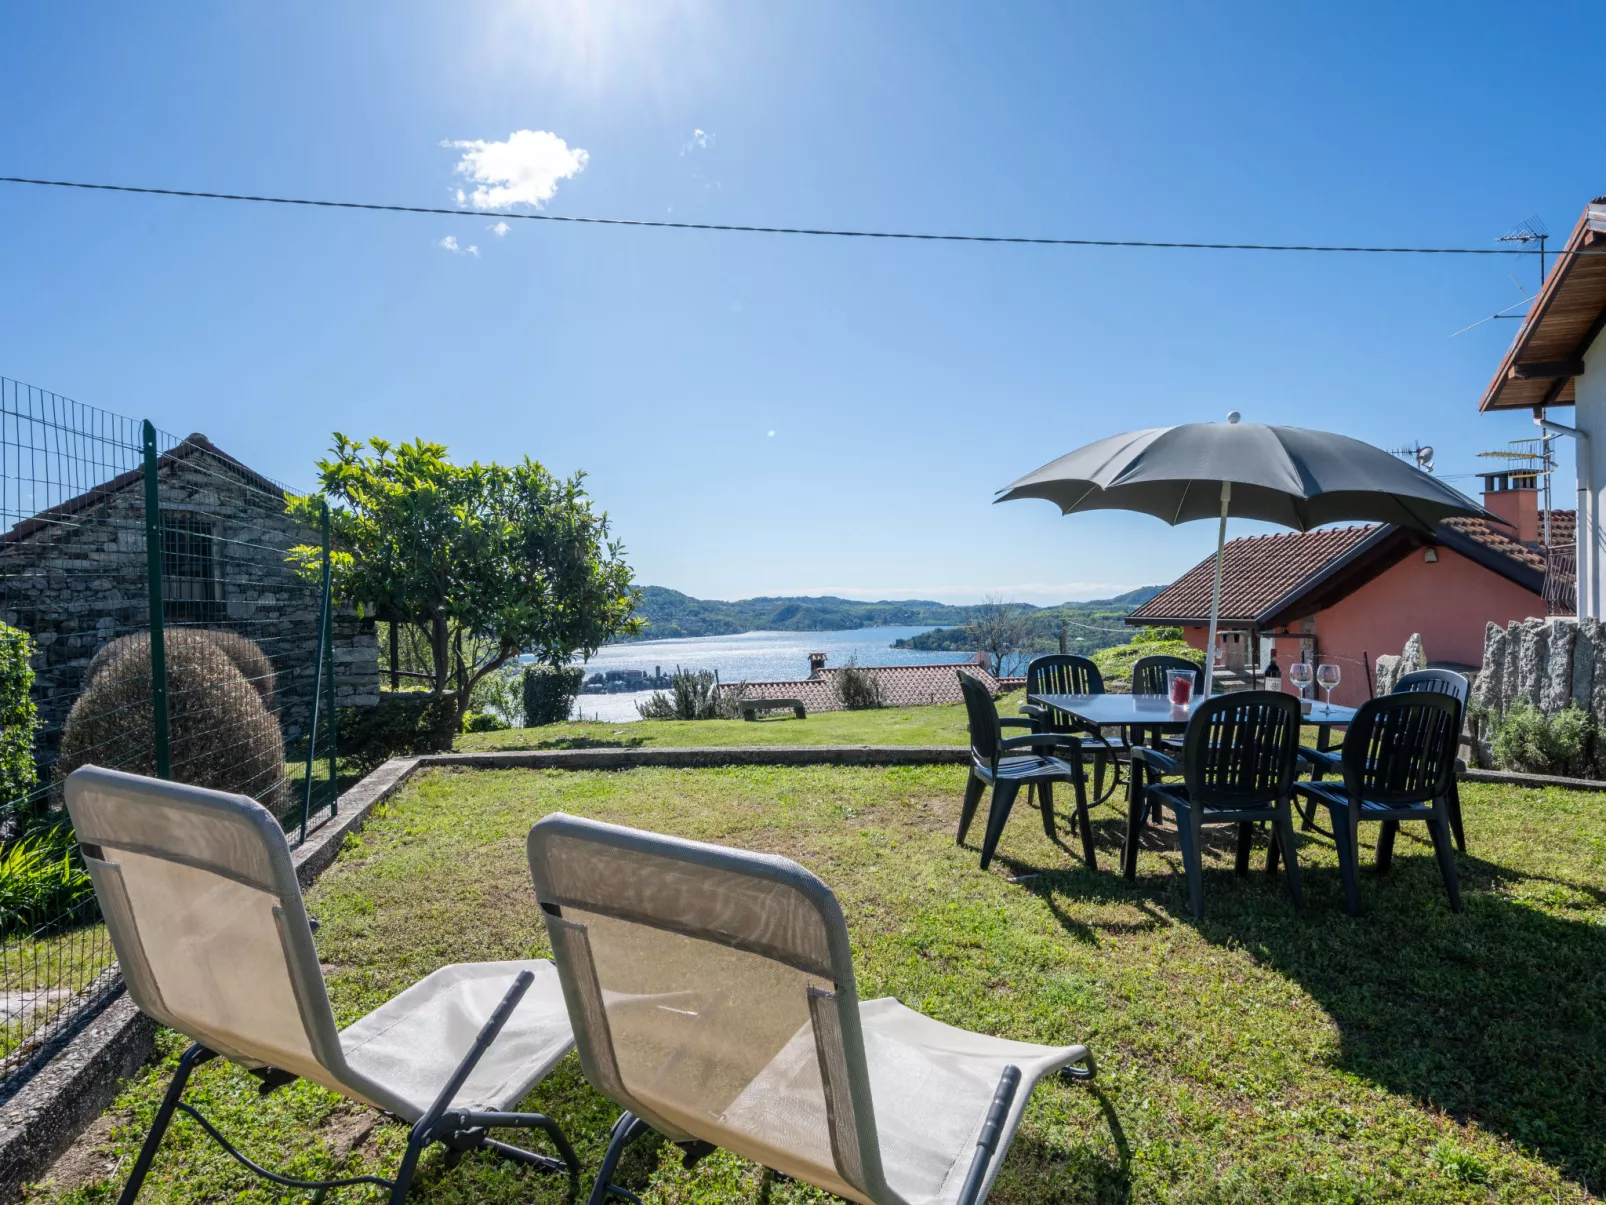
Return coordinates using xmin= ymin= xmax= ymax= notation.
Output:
xmin=338 ymin=691 xmax=458 ymax=771
xmin=87 ymin=628 xmax=276 ymax=710
xmin=835 ymin=657 xmax=885 ymax=710
xmin=0 ymin=623 xmax=38 ymax=820
xmin=522 ymin=664 xmax=584 ymax=726
xmin=1489 ymin=700 xmax=1593 ymax=778
xmin=470 ymin=664 xmax=523 ymax=727
xmin=0 ymin=822 xmax=91 ymax=936
xmin=57 ymin=630 xmax=288 ymax=816
xmin=462 ymin=709 xmax=510 ymax=733
xmin=1092 ymin=630 xmax=1198 ymax=685
xmin=637 ymin=667 xmax=737 ymax=720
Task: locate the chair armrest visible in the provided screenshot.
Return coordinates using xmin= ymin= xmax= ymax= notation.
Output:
xmin=1129 ymin=746 xmax=1181 ymax=777
xmin=955 ymin=1064 xmax=1021 ymax=1205
xmin=1000 ymin=733 xmax=1081 ymax=755
xmin=1019 ymin=703 xmax=1048 ymax=719
xmin=999 ymin=717 xmax=1034 ymax=729
xmin=1297 ymin=746 xmax=1341 ymax=773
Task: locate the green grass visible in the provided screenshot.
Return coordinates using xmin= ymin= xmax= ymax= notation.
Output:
xmin=455 ymin=695 xmax=1015 ymax=751
xmin=28 ymin=769 xmax=1606 ymax=1204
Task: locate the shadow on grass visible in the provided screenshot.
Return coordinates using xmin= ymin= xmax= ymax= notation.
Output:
xmin=1197 ymin=838 xmax=1606 ymax=1195
xmin=463 ymin=735 xmax=650 ymax=752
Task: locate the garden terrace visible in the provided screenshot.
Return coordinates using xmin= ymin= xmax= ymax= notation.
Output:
xmin=28 ymin=750 xmax=1606 ymax=1204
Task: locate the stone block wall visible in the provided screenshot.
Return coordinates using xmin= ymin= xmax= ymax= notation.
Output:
xmin=1470 ymin=616 xmax=1603 ymax=766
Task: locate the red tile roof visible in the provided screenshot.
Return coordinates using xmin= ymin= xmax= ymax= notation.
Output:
xmin=721 ymin=662 xmax=999 ymax=712
xmin=1441 ymin=512 xmax=1574 ymax=576
xmin=1128 ymin=525 xmax=1383 ymax=624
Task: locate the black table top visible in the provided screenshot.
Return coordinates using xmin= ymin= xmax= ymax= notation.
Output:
xmin=1028 ymin=692 xmax=1358 ymax=730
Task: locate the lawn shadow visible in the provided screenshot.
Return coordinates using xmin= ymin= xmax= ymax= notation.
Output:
xmin=1001 ymin=1083 xmax=1131 ymax=1204
xmin=461 ymin=734 xmax=650 ymax=752
xmin=1197 ymin=845 xmax=1606 ymax=1194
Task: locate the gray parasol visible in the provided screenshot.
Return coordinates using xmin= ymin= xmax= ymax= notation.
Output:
xmin=997 ymin=415 xmax=1498 ymax=696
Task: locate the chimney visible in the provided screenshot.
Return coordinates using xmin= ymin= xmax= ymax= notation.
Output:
xmin=808 ymin=652 xmax=827 ymax=678
xmin=1480 ymin=470 xmax=1540 ymax=545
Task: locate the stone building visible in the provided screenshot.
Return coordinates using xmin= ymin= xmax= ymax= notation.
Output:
xmin=0 ymin=433 xmax=378 ymax=755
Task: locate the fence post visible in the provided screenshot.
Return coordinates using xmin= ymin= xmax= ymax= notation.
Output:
xmin=299 ymin=498 xmax=333 ymax=843
xmin=140 ymin=421 xmax=171 ymax=780
xmin=322 ymin=501 xmax=337 ymax=815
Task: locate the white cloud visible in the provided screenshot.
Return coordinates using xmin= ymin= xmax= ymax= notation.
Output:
xmin=437 ymin=235 xmax=479 ymax=256
xmin=682 ymin=128 xmax=712 ymax=154
xmin=443 ymin=130 xmax=588 ymax=209
xmin=488 ymin=221 xmax=511 ymax=236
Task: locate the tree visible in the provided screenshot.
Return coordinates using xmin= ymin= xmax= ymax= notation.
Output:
xmin=289 ymin=435 xmax=640 ymax=727
xmin=965 ymin=595 xmax=1033 ymax=678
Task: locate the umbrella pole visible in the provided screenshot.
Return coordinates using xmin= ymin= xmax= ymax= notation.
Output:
xmin=1202 ymin=482 xmax=1231 ymax=697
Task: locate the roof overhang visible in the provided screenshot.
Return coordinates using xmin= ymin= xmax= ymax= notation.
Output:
xmin=1479 ymin=198 xmax=1606 ymax=412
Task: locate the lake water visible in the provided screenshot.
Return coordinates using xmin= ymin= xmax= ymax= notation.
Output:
xmin=565 ymin=625 xmax=974 ymax=722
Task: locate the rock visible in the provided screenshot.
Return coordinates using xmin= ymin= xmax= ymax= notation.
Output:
xmin=1572 ymin=617 xmax=1600 ymax=711
xmin=1545 ymin=619 xmax=1577 ymax=713
xmin=1474 ymin=621 xmax=1506 ymax=713
xmin=1374 ymin=654 xmax=1401 ymax=696
xmin=1514 ymin=617 xmax=1548 ymax=710
xmin=1399 ymin=633 xmax=1426 ymax=677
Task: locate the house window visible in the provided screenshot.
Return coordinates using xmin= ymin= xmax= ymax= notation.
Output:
xmin=161 ymin=512 xmax=224 ymax=622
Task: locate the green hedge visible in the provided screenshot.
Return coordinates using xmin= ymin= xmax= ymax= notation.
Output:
xmin=338 ymin=691 xmax=458 ymax=771
xmin=0 ymin=623 xmax=38 ymax=818
xmin=522 ymin=665 xmax=584 ymax=727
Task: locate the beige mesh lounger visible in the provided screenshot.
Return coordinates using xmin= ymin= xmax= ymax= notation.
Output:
xmin=65 ymin=766 xmax=580 ymax=1204
xmin=527 ymin=812 xmax=1096 ymax=1205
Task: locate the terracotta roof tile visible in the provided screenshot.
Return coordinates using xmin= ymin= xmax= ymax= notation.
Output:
xmin=722 ymin=662 xmax=997 ymax=712
xmin=1128 ymin=526 xmax=1382 ymax=624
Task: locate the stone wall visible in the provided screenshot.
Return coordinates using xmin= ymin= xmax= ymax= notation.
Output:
xmin=1470 ymin=616 xmax=1603 ymax=766
xmin=0 ymin=445 xmax=377 ymax=757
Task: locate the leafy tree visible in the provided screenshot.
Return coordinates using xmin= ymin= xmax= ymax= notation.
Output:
xmin=289 ymin=435 xmax=639 ymax=726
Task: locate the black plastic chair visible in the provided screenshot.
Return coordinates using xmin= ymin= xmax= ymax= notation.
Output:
xmin=1294 ymin=691 xmax=1462 ymax=916
xmin=1299 ymin=668 xmax=1469 ymax=853
xmin=1125 ymin=691 xmax=1304 ymax=919
xmin=1020 ymin=654 xmax=1124 ymax=802
xmin=958 ymin=671 xmax=1095 ymax=871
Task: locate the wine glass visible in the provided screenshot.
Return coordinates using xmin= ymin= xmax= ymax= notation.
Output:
xmin=1288 ymin=661 xmax=1313 ymax=700
xmin=1316 ymin=663 xmax=1340 ymax=707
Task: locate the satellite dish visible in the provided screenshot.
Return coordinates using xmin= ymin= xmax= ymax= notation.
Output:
xmin=1417 ymin=445 xmax=1435 ymax=473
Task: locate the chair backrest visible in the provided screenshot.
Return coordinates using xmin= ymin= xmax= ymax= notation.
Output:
xmin=1392 ymin=668 xmax=1469 ymax=711
xmin=527 ymin=813 xmax=889 ymax=1205
xmin=1131 ymin=655 xmax=1203 ymax=697
xmin=1181 ymin=690 xmax=1302 ymax=808
xmin=1341 ymin=691 xmax=1461 ymax=805
xmin=1025 ymin=655 xmax=1102 ymax=733
xmin=62 ymin=766 xmax=390 ymax=1111
xmin=957 ymin=670 xmax=1001 ymax=766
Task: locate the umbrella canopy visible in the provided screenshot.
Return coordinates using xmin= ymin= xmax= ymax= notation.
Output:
xmin=997 ymin=421 xmax=1495 ymax=535
xmin=997 ymin=419 xmax=1498 ymax=697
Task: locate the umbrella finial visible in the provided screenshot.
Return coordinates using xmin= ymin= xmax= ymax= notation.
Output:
xmin=1227 ymin=411 xmax=1241 ymax=424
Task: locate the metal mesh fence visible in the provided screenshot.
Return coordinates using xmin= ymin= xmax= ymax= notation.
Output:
xmin=0 ymin=376 xmax=344 ymax=1085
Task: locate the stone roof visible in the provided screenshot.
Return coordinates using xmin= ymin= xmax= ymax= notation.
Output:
xmin=721 ymin=662 xmax=999 ymax=712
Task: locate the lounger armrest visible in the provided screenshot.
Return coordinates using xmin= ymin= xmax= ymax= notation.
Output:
xmin=415 ymin=970 xmax=534 ymax=1140
xmin=1297 ymin=746 xmax=1341 ymax=773
xmin=956 ymin=1064 xmax=1021 ymax=1205
xmin=1129 ymin=746 xmax=1181 ymax=777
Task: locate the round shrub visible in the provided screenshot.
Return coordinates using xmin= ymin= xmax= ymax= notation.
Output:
xmin=58 ymin=630 xmax=288 ymax=816
xmin=86 ymin=629 xmax=276 ymax=710
xmin=462 ymin=709 xmax=510 ymax=733
xmin=522 ymin=664 xmax=584 ymax=726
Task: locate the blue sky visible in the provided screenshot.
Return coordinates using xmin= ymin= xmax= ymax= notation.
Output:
xmin=0 ymin=2 xmax=1597 ymax=604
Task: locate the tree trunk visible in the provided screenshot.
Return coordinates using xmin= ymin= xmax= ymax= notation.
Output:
xmin=432 ymin=612 xmax=449 ymax=694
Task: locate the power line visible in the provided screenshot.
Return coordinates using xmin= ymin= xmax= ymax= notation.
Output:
xmin=0 ymin=174 xmax=1592 ymax=256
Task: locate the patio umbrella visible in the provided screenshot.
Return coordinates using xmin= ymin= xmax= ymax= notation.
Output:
xmin=996 ymin=414 xmax=1498 ymax=697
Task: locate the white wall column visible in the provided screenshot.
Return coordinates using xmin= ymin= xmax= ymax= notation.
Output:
xmin=1577 ymin=340 xmax=1606 ymax=619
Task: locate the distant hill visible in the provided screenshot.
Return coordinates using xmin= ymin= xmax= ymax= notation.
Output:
xmin=624 ymin=584 xmax=1166 ymax=641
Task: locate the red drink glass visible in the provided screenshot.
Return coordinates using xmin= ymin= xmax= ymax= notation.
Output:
xmin=1168 ymin=669 xmax=1193 ymax=706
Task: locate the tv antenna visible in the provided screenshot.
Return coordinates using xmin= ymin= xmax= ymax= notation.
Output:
xmin=1497 ymin=215 xmax=1549 ymax=291
xmin=1478 ymin=436 xmax=1557 ymax=547
xmin=1388 ymin=442 xmax=1435 ymax=473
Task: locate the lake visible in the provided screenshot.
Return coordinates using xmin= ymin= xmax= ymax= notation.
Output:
xmin=564 ymin=625 xmax=973 ymax=722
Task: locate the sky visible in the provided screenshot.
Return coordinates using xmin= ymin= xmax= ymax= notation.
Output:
xmin=0 ymin=2 xmax=1598 ymax=605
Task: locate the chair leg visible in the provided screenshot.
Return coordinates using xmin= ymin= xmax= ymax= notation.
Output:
xmin=958 ymin=771 xmax=986 ymax=846
xmin=1178 ymin=810 xmax=1206 ymax=920
xmin=1233 ymin=823 xmax=1253 ymax=877
xmin=1447 ymin=779 xmax=1467 ymax=853
xmin=1266 ymin=821 xmax=1281 ymax=875
xmin=1071 ymin=773 xmax=1096 ymax=872
xmin=586 ymin=1112 xmax=654 ymax=1205
xmin=1122 ymin=767 xmax=1145 ymax=880
xmin=1376 ymin=820 xmax=1399 ymax=874
xmin=1428 ymin=807 xmax=1463 ymax=913
xmin=1038 ymin=779 xmax=1056 ymax=839
xmin=1330 ymin=806 xmax=1362 ymax=916
xmin=979 ymin=782 xmax=1021 ymax=871
xmin=1092 ymin=751 xmax=1106 ymax=802
xmin=1275 ymin=800 xmax=1303 ymax=910
xmin=117 ymin=1044 xmax=217 ymax=1205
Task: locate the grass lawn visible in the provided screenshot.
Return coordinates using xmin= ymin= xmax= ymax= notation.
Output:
xmin=29 ymin=766 xmax=1605 ymax=1204
xmin=454 ymin=696 xmax=1004 ymax=751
